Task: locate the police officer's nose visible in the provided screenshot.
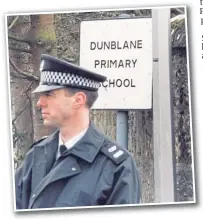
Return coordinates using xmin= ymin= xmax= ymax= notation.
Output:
xmin=37 ymin=96 xmax=46 ymax=109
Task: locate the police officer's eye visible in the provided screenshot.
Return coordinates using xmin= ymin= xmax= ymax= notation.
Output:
xmin=44 ymin=91 xmax=53 ymax=96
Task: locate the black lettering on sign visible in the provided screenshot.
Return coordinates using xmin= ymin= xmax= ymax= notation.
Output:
xmin=117 ymin=41 xmax=122 ymax=49
xmin=90 ymin=42 xmax=96 ymax=50
xmin=104 ymin=41 xmax=110 ymax=49
xmin=131 ymin=79 xmax=136 ymax=87
xmin=118 ymin=60 xmax=124 ymax=68
xmin=123 ymin=79 xmax=130 ymax=87
xmin=89 ymin=40 xmax=143 ymax=50
xmin=109 ymin=79 xmax=115 ymax=88
xmin=116 ymin=79 xmax=122 ymax=87
xmin=123 ymin=41 xmax=129 ymax=49
xmin=94 ymin=60 xmax=100 ymax=68
xmin=101 ymin=60 xmax=106 ymax=68
xmin=108 ymin=60 xmax=117 ymax=68
xmin=125 ymin=60 xmax=131 ymax=68
xmin=137 ymin=40 xmax=143 ymax=48
xmin=102 ymin=81 xmax=108 ymax=88
xmin=132 ymin=59 xmax=137 ymax=67
xmin=99 ymin=79 xmax=136 ymax=88
xmin=94 ymin=59 xmax=138 ymax=68
xmin=111 ymin=41 xmax=116 ymax=49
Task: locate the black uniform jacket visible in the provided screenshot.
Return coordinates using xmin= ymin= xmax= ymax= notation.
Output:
xmin=15 ymin=123 xmax=141 ymax=209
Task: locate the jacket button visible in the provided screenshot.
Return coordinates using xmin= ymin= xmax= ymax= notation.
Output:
xmin=72 ymin=167 xmax=76 ymax=171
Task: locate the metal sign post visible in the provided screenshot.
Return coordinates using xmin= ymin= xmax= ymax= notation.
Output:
xmin=116 ymin=111 xmax=128 ymax=149
xmin=116 ymin=15 xmax=130 ymax=150
xmin=152 ymin=8 xmax=176 ymax=203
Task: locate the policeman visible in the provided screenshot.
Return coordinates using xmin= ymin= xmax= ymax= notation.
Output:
xmin=15 ymin=54 xmax=141 ymax=210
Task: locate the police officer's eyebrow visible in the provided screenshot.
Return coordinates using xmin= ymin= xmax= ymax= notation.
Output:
xmin=44 ymin=91 xmax=54 ymax=96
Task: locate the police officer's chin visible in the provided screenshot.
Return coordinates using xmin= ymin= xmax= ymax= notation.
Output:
xmin=43 ymin=119 xmax=54 ymax=127
xmin=41 ymin=114 xmax=52 ymax=126
xmin=40 ymin=116 xmax=51 ymax=126
xmin=42 ymin=120 xmax=59 ymax=133
xmin=42 ymin=117 xmax=60 ymax=127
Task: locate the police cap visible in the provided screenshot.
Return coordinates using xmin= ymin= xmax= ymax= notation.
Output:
xmin=32 ymin=54 xmax=106 ymax=93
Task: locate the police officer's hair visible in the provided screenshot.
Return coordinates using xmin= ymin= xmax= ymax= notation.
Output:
xmin=65 ymin=88 xmax=98 ymax=109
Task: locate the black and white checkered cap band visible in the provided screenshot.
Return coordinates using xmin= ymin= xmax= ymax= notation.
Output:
xmin=41 ymin=71 xmax=100 ymax=89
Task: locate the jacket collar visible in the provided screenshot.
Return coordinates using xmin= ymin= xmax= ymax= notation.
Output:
xmin=35 ymin=122 xmax=105 ymax=164
xmin=36 ymin=130 xmax=59 ymax=147
xmin=68 ymin=122 xmax=105 ymax=163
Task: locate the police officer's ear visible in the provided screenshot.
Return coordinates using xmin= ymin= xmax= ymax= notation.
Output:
xmin=72 ymin=92 xmax=87 ymax=109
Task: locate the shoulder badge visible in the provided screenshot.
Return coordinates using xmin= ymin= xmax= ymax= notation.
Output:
xmin=30 ymin=136 xmax=47 ymax=149
xmin=100 ymin=144 xmax=129 ymax=164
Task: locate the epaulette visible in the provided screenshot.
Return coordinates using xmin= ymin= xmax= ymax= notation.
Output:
xmin=100 ymin=143 xmax=129 ymax=165
xmin=30 ymin=136 xmax=47 ymax=149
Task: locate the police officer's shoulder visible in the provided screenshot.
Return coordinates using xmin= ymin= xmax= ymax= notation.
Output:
xmin=30 ymin=136 xmax=48 ymax=149
xmin=100 ymin=140 xmax=130 ymax=165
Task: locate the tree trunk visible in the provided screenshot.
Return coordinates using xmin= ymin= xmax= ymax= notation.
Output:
xmin=28 ymin=14 xmax=57 ymax=141
xmin=8 ymin=15 xmax=33 ymax=168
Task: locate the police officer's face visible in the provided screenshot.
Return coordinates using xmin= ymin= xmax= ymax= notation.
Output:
xmin=37 ymin=89 xmax=75 ymax=128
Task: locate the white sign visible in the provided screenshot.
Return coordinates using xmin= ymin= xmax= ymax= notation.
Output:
xmin=80 ymin=18 xmax=152 ymax=109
